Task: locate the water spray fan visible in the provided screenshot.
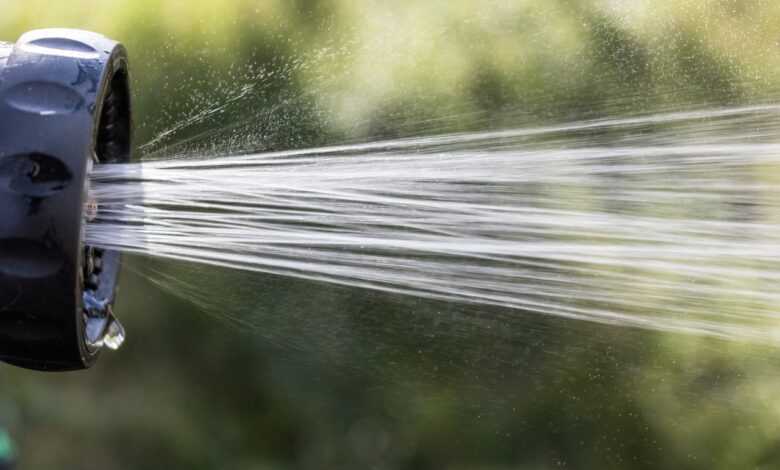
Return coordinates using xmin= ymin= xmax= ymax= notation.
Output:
xmin=0 ymin=29 xmax=131 ymax=370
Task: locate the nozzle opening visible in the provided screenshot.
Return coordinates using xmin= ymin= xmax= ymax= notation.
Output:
xmin=81 ymin=57 xmax=132 ymax=355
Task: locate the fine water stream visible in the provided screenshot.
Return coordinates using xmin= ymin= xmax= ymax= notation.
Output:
xmin=87 ymin=104 xmax=780 ymax=342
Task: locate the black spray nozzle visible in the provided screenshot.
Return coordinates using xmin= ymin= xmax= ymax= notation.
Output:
xmin=0 ymin=29 xmax=132 ymax=371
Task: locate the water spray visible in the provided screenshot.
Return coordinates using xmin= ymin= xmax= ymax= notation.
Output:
xmin=88 ymin=104 xmax=780 ymax=345
xmin=2 ymin=29 xmax=776 ymax=374
xmin=0 ymin=29 xmax=131 ymax=371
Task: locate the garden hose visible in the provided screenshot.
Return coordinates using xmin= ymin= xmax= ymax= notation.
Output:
xmin=0 ymin=29 xmax=132 ymax=371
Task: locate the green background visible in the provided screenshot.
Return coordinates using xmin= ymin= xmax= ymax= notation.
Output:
xmin=2 ymin=1 xmax=780 ymax=469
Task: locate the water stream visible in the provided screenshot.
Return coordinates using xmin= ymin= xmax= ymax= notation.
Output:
xmin=87 ymin=104 xmax=780 ymax=342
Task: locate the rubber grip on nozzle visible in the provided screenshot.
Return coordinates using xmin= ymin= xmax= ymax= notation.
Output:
xmin=0 ymin=29 xmax=132 ymax=371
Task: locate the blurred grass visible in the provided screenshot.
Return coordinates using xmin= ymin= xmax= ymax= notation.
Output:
xmin=2 ymin=1 xmax=780 ymax=469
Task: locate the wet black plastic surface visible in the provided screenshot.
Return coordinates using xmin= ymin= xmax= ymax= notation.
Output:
xmin=0 ymin=29 xmax=130 ymax=370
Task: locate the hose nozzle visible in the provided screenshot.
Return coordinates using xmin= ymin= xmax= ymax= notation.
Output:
xmin=0 ymin=29 xmax=132 ymax=371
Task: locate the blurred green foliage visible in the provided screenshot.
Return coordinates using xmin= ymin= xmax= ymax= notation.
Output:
xmin=2 ymin=1 xmax=780 ymax=469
